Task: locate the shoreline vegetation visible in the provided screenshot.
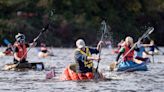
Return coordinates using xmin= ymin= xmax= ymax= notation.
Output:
xmin=0 ymin=0 xmax=164 ymax=47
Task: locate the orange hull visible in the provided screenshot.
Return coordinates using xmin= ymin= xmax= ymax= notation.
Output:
xmin=60 ymin=64 xmax=79 ymax=80
xmin=60 ymin=64 xmax=103 ymax=81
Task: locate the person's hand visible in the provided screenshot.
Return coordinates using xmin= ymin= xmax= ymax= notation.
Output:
xmin=94 ymin=56 xmax=101 ymax=61
xmin=114 ymin=61 xmax=118 ymax=65
xmin=136 ymin=41 xmax=141 ymax=48
xmin=30 ymin=42 xmax=37 ymax=47
xmin=98 ymin=41 xmax=104 ymax=46
xmin=17 ymin=58 xmax=22 ymax=62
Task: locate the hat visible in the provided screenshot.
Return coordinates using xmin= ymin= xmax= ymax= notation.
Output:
xmin=76 ymin=39 xmax=86 ymax=48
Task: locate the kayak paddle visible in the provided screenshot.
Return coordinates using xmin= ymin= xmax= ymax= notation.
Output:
xmin=94 ymin=20 xmax=107 ymax=80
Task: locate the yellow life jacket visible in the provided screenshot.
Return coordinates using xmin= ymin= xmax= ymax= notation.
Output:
xmin=76 ymin=47 xmax=93 ymax=69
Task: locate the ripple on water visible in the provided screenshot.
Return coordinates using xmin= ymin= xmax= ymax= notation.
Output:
xmin=0 ymin=48 xmax=164 ymax=92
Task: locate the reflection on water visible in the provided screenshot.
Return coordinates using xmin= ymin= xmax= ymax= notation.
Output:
xmin=0 ymin=47 xmax=164 ymax=92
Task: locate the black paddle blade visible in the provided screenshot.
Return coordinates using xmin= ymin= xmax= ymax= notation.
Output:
xmin=94 ymin=72 xmax=100 ymax=80
xmin=41 ymin=24 xmax=49 ymax=33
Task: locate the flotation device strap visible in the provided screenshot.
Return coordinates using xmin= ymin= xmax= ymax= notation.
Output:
xmin=76 ymin=47 xmax=93 ymax=69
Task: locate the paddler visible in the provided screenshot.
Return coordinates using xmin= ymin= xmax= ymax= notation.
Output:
xmin=114 ymin=36 xmax=147 ymax=71
xmin=13 ymin=33 xmax=36 ymax=65
xmin=135 ymin=39 xmax=150 ymax=63
xmin=3 ymin=44 xmax=13 ymax=56
xmin=40 ymin=43 xmax=48 ymax=54
xmin=148 ymin=40 xmax=160 ymax=55
xmin=74 ymin=39 xmax=103 ymax=80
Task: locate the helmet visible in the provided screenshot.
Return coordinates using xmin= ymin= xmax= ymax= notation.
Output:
xmin=15 ymin=33 xmax=25 ymax=42
xmin=76 ymin=39 xmax=86 ymax=48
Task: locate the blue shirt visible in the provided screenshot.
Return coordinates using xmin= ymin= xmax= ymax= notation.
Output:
xmin=74 ymin=47 xmax=99 ymax=73
xmin=136 ymin=46 xmax=145 ymax=57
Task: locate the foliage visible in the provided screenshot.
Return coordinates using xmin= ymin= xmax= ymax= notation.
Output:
xmin=0 ymin=0 xmax=164 ymax=47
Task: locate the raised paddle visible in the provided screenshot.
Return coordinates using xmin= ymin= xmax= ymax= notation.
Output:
xmin=110 ymin=27 xmax=154 ymax=71
xmin=6 ymin=24 xmax=49 ymax=70
xmin=94 ymin=20 xmax=108 ymax=80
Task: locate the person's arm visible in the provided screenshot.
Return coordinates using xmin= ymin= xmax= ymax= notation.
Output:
xmin=13 ymin=47 xmax=21 ymax=61
xmin=74 ymin=50 xmax=100 ymax=62
xmin=28 ymin=42 xmax=37 ymax=47
xmin=115 ymin=47 xmax=125 ymax=62
xmin=74 ymin=50 xmax=87 ymax=62
xmin=96 ymin=41 xmax=103 ymax=51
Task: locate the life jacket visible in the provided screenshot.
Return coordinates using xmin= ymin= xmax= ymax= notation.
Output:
xmin=14 ymin=42 xmax=27 ymax=59
xmin=76 ymin=47 xmax=93 ymax=72
xmin=123 ymin=44 xmax=134 ymax=61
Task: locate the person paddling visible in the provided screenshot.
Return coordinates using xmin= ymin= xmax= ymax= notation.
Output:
xmin=148 ymin=40 xmax=160 ymax=55
xmin=135 ymin=40 xmax=150 ymax=63
xmin=113 ymin=39 xmax=124 ymax=54
xmin=74 ymin=39 xmax=103 ymax=80
xmin=40 ymin=43 xmax=48 ymax=53
xmin=3 ymin=44 xmax=13 ymax=56
xmin=13 ymin=33 xmax=36 ymax=66
xmin=114 ymin=36 xmax=147 ymax=71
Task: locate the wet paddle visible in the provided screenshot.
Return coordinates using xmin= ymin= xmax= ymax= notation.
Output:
xmin=94 ymin=20 xmax=107 ymax=80
xmin=110 ymin=27 xmax=154 ymax=71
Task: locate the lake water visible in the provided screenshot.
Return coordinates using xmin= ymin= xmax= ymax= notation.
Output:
xmin=0 ymin=47 xmax=164 ymax=92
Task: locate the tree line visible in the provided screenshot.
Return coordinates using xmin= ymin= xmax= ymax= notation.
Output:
xmin=0 ymin=0 xmax=164 ymax=47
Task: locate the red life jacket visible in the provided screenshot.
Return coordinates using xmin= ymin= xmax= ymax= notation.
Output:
xmin=14 ymin=42 xmax=27 ymax=59
xmin=123 ymin=44 xmax=134 ymax=61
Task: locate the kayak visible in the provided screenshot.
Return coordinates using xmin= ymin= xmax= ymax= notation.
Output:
xmin=38 ymin=52 xmax=54 ymax=58
xmin=2 ymin=62 xmax=44 ymax=71
xmin=117 ymin=60 xmax=148 ymax=72
xmin=60 ymin=64 xmax=104 ymax=81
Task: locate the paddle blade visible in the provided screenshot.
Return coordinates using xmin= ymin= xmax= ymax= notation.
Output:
xmin=109 ymin=62 xmax=117 ymax=71
xmin=148 ymin=27 xmax=154 ymax=35
xmin=94 ymin=69 xmax=100 ymax=79
xmin=41 ymin=24 xmax=49 ymax=33
xmin=3 ymin=39 xmax=11 ymax=46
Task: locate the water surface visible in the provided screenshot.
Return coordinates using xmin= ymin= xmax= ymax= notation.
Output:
xmin=0 ymin=47 xmax=164 ymax=92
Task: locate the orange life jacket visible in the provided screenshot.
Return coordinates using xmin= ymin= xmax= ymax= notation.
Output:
xmin=14 ymin=42 xmax=27 ymax=59
xmin=123 ymin=44 xmax=134 ymax=61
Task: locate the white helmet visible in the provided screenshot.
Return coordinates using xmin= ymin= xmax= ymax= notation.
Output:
xmin=15 ymin=33 xmax=25 ymax=41
xmin=76 ymin=39 xmax=86 ymax=48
